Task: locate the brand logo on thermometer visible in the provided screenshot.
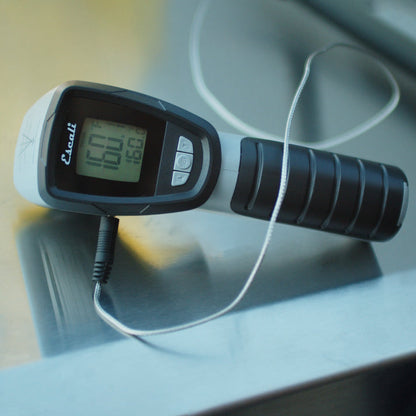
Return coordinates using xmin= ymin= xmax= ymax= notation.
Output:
xmin=61 ymin=122 xmax=77 ymax=166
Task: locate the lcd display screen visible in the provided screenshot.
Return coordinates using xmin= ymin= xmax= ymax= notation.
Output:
xmin=76 ymin=118 xmax=147 ymax=183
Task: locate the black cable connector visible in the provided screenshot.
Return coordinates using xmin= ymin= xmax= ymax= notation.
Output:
xmin=93 ymin=215 xmax=119 ymax=284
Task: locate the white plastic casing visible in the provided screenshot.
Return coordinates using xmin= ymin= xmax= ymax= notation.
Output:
xmin=14 ymin=89 xmax=56 ymax=208
xmin=201 ymin=132 xmax=242 ymax=213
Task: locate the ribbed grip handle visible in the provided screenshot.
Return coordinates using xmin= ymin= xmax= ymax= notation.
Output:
xmin=230 ymin=138 xmax=408 ymax=241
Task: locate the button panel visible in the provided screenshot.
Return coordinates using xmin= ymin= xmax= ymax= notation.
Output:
xmin=171 ymin=136 xmax=194 ymax=187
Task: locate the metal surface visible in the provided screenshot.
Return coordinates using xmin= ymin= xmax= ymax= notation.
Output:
xmin=1 ymin=0 xmax=416 ymax=415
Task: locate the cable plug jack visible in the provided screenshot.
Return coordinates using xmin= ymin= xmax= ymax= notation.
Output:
xmin=93 ymin=215 xmax=119 ymax=284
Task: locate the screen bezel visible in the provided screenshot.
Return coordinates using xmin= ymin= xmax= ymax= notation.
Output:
xmin=38 ymin=81 xmax=221 ymax=216
xmin=49 ymin=91 xmax=166 ymax=197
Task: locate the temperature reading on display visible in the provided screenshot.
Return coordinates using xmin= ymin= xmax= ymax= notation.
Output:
xmin=76 ymin=118 xmax=147 ymax=182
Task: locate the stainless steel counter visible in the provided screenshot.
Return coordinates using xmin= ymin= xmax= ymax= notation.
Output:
xmin=1 ymin=1 xmax=416 ymax=414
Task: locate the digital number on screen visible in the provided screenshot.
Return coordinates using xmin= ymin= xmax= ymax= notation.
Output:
xmin=76 ymin=118 xmax=147 ymax=183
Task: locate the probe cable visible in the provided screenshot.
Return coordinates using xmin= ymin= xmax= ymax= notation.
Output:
xmin=189 ymin=0 xmax=400 ymax=150
xmin=92 ymin=43 xmax=386 ymax=337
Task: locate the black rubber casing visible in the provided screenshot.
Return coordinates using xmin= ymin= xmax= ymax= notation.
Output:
xmin=231 ymin=138 xmax=408 ymax=241
xmin=39 ymin=81 xmax=221 ymax=216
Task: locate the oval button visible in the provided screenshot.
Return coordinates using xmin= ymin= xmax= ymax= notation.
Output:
xmin=174 ymin=152 xmax=193 ymax=172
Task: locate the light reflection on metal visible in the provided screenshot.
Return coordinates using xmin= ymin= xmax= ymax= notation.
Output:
xmin=119 ymin=216 xmax=199 ymax=269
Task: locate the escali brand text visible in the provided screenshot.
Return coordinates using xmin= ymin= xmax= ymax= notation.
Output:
xmin=61 ymin=123 xmax=77 ymax=166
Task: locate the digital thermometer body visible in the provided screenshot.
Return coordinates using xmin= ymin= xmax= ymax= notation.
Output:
xmin=14 ymin=81 xmax=408 ymax=241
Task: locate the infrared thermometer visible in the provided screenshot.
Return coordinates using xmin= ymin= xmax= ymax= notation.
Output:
xmin=14 ymin=81 xmax=408 ymax=241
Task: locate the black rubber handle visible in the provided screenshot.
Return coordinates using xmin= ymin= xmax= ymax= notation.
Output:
xmin=231 ymin=138 xmax=408 ymax=241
